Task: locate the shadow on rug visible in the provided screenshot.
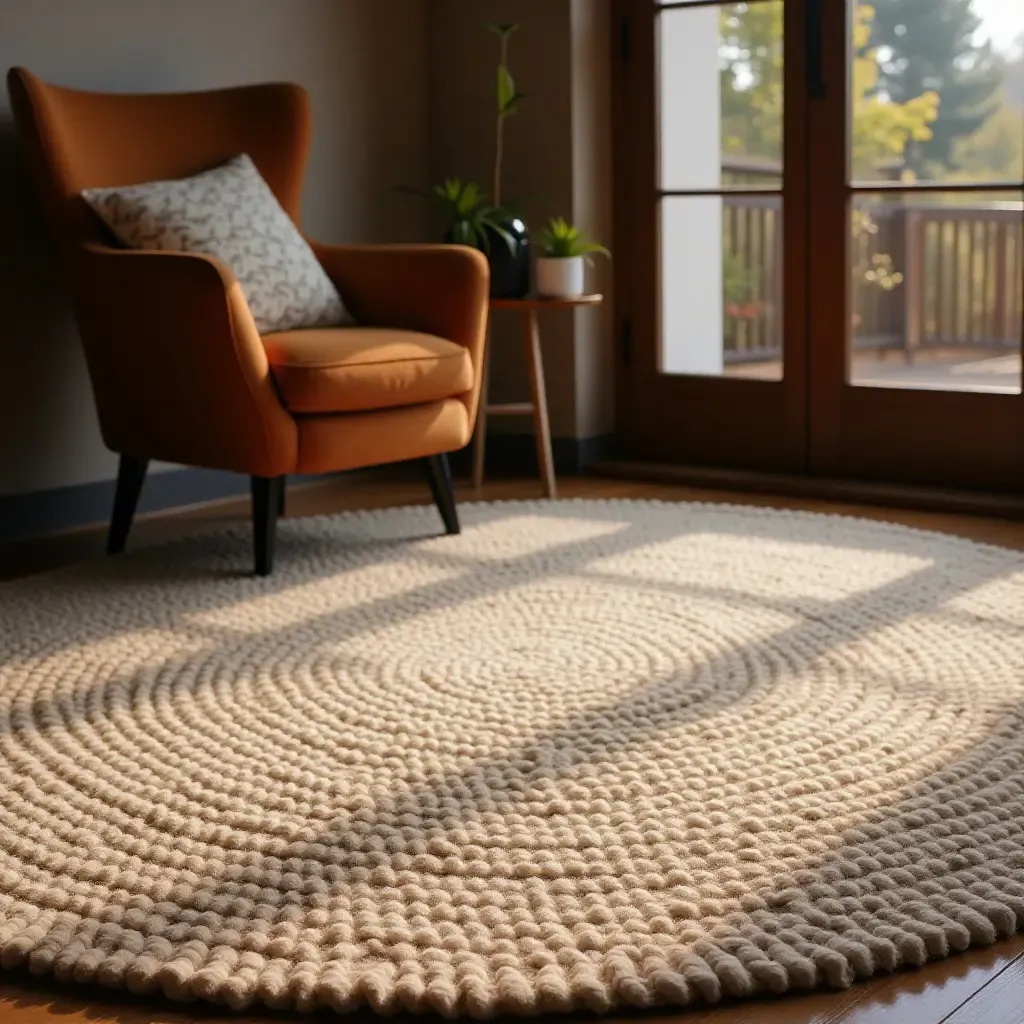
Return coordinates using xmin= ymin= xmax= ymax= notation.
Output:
xmin=0 ymin=500 xmax=1022 ymax=1017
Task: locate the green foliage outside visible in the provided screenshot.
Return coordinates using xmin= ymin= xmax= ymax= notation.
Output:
xmin=720 ymin=4 xmax=941 ymax=180
xmin=722 ymin=251 xmax=759 ymax=320
xmin=719 ymin=3 xmax=783 ymax=170
xmin=950 ymin=104 xmax=1024 ymax=184
xmin=718 ymin=1 xmax=1022 ymax=317
xmin=868 ymin=0 xmax=1007 ymax=178
xmin=720 ymin=0 xmax=1021 ymax=181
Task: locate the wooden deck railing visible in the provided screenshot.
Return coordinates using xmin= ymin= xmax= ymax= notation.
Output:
xmin=716 ymin=159 xmax=1023 ymax=364
xmin=856 ymin=203 xmax=1023 ymax=356
xmin=723 ymin=194 xmax=783 ymax=363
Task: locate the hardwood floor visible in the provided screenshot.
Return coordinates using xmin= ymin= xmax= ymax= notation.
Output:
xmin=1 ymin=469 xmax=1023 ymax=1023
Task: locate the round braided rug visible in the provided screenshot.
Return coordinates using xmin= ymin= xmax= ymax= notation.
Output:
xmin=1 ymin=499 xmax=1023 ymax=1018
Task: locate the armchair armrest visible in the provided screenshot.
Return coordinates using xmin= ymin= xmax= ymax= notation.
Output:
xmin=311 ymin=242 xmax=489 ymax=341
xmin=74 ymin=243 xmax=297 ymax=476
xmin=310 ymin=241 xmax=490 ymax=425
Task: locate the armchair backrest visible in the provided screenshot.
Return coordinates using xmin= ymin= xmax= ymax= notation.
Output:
xmin=6 ymin=68 xmax=311 ymax=250
xmin=3 ymin=69 xmax=306 ymax=477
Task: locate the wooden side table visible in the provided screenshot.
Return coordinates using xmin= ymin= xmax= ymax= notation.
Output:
xmin=472 ymin=294 xmax=603 ymax=498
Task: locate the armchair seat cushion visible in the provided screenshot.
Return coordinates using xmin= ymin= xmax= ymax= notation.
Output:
xmin=263 ymin=327 xmax=474 ymax=414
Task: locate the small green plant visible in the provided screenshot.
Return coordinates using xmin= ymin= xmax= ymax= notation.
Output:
xmin=538 ymin=217 xmax=611 ymax=261
xmin=397 ymin=21 xmax=525 ymax=256
xmin=396 ymin=178 xmax=513 ymax=253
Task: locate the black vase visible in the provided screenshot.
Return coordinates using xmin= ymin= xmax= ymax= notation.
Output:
xmin=484 ymin=218 xmax=530 ymax=299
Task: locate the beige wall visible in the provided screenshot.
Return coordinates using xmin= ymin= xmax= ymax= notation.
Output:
xmin=569 ymin=0 xmax=615 ymax=440
xmin=426 ymin=0 xmax=614 ymax=441
xmin=0 ymin=0 xmax=429 ymax=497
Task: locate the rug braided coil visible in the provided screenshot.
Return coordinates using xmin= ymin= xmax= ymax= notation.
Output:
xmin=1 ymin=500 xmax=1023 ymax=1018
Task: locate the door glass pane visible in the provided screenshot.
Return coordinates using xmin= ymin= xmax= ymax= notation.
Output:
xmin=850 ymin=192 xmax=1023 ymax=394
xmin=850 ymin=0 xmax=1024 ymax=186
xmin=660 ymin=2 xmax=784 ymax=191
xmin=662 ymin=196 xmax=784 ymax=380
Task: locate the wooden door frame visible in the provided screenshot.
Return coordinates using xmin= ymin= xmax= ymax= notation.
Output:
xmin=610 ymin=0 xmax=811 ymax=474
xmin=611 ymin=0 xmax=1024 ymax=496
xmin=806 ymin=0 xmax=1024 ymax=493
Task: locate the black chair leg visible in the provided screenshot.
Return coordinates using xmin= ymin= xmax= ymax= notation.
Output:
xmin=251 ymin=475 xmax=284 ymax=576
xmin=424 ymin=454 xmax=460 ymax=535
xmin=107 ymin=455 xmax=149 ymax=554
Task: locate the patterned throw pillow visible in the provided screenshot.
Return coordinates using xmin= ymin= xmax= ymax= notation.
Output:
xmin=82 ymin=154 xmax=352 ymax=335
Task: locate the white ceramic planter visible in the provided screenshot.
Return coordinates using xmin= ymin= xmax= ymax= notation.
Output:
xmin=536 ymin=256 xmax=585 ymax=299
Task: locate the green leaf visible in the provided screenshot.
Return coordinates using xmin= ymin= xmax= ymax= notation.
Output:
xmin=500 ymin=91 xmax=526 ymax=117
xmin=457 ymin=181 xmax=481 ymax=215
xmin=404 ymin=175 xmax=523 ymax=254
xmin=538 ymin=215 xmax=610 ymax=258
xmin=497 ymin=65 xmax=516 ymax=114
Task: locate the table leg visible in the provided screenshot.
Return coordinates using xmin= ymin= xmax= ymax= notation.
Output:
xmin=472 ymin=323 xmax=492 ymax=490
xmin=524 ymin=309 xmax=556 ymax=499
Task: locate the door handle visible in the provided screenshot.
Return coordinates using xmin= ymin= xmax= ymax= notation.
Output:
xmin=807 ymin=0 xmax=826 ymax=99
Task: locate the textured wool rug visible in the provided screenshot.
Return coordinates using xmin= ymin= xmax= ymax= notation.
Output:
xmin=1 ymin=500 xmax=1023 ymax=1018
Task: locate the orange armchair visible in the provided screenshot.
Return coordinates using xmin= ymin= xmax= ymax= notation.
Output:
xmin=7 ymin=69 xmax=489 ymax=574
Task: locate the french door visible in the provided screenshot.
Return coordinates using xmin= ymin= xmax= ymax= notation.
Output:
xmin=614 ymin=0 xmax=1024 ymax=492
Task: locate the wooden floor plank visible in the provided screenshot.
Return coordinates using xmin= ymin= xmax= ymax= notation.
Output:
xmin=691 ymin=980 xmax=892 ymax=1024
xmin=5 ymin=468 xmax=1024 ymax=581
xmin=941 ymin=949 xmax=1024 ymax=1024
xmin=1 ymin=471 xmax=1023 ymax=1024
xmin=674 ymin=938 xmax=1024 ymax=1024
xmin=830 ymin=940 xmax=1024 ymax=1024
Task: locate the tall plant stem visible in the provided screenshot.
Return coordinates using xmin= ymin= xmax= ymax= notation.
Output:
xmin=493 ymin=118 xmax=504 ymax=209
xmin=493 ymin=33 xmax=510 ymax=210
